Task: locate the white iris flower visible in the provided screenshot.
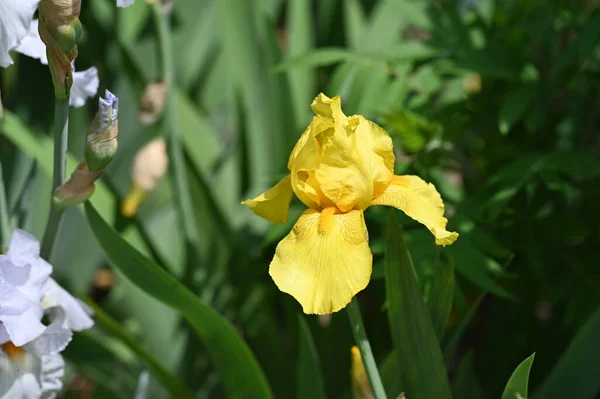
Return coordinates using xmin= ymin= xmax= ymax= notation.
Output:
xmin=0 ymin=5 xmax=99 ymax=107
xmin=0 ymin=230 xmax=94 ymax=398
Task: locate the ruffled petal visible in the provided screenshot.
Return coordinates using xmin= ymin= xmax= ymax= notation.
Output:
xmin=0 ymin=0 xmax=39 ymax=67
xmin=40 ymin=354 xmax=65 ymax=397
xmin=371 ymin=175 xmax=459 ymax=246
xmin=242 ymin=175 xmax=294 ymax=224
xmin=23 ymin=323 xmax=72 ymax=357
xmin=269 ymin=208 xmax=372 ymax=314
xmin=15 ymin=20 xmax=48 ymax=65
xmin=70 ymin=66 xmax=99 ymax=108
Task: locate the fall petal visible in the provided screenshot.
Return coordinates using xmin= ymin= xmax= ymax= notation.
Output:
xmin=270 ymin=209 xmax=372 ymax=314
xmin=371 ymin=175 xmax=459 ymax=246
xmin=242 ymin=175 xmax=294 ymax=224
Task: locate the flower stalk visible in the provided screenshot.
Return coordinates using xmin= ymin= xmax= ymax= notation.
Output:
xmin=347 ymin=298 xmax=387 ymax=399
xmin=40 ymin=97 xmax=70 ymax=259
xmin=0 ymin=93 xmax=11 ymax=252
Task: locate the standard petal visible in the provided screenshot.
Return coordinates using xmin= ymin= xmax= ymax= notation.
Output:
xmin=117 ymin=0 xmax=136 ymax=7
xmin=371 ymin=175 xmax=459 ymax=246
xmin=269 ymin=209 xmax=372 ymax=314
xmin=70 ymin=66 xmax=100 ymax=108
xmin=43 ymin=279 xmax=94 ymax=331
xmin=242 ymin=175 xmax=294 ymax=224
xmin=7 ymin=229 xmax=40 ymax=260
xmin=0 ymin=0 xmax=40 ymax=67
xmin=15 ymin=20 xmax=48 ymax=65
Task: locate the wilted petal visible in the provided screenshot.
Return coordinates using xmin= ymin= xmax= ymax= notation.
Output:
xmin=43 ymin=279 xmax=94 ymax=331
xmin=15 ymin=20 xmax=48 ymax=65
xmin=70 ymin=66 xmax=99 ymax=108
xmin=0 ymin=0 xmax=40 ymax=67
xmin=371 ymin=175 xmax=459 ymax=246
xmin=270 ymin=208 xmax=372 ymax=314
xmin=242 ymin=175 xmax=294 ymax=224
xmin=117 ymin=0 xmax=136 ymax=7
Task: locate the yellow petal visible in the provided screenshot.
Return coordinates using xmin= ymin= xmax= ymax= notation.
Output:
xmin=371 ymin=175 xmax=459 ymax=246
xmin=288 ymin=94 xmax=394 ymax=212
xmin=242 ymin=175 xmax=293 ymax=224
xmin=350 ymin=115 xmax=395 ymax=199
xmin=270 ymin=208 xmax=372 ymax=314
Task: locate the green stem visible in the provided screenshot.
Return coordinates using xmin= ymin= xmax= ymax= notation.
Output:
xmin=152 ymin=4 xmax=199 ymax=245
xmin=40 ymin=97 xmax=69 ymax=259
xmin=0 ymin=106 xmax=11 ymax=252
xmin=347 ymin=297 xmax=387 ymax=399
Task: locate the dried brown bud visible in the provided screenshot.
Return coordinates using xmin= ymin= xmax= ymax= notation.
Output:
xmin=139 ymin=81 xmax=168 ymax=126
xmin=53 ymin=161 xmax=102 ymax=207
xmin=38 ymin=0 xmax=83 ymax=98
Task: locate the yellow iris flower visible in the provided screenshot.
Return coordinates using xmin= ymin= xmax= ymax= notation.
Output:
xmin=243 ymin=93 xmax=458 ymax=314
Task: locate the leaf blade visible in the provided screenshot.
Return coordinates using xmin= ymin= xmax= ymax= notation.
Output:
xmin=384 ymin=211 xmax=452 ymax=399
xmin=84 ymin=202 xmax=273 ymax=399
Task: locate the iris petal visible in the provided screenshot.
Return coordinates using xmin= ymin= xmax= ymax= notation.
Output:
xmin=371 ymin=175 xmax=459 ymax=246
xmin=242 ymin=175 xmax=294 ymax=224
xmin=269 ymin=209 xmax=372 ymax=314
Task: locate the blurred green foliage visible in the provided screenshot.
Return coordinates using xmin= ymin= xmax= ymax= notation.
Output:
xmin=1 ymin=0 xmax=600 ymax=398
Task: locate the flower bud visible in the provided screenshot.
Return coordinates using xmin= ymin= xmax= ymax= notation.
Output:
xmin=351 ymin=346 xmax=373 ymax=399
xmin=139 ymin=81 xmax=168 ymax=126
xmin=53 ymin=161 xmax=102 ymax=208
xmin=121 ymin=139 xmax=169 ymax=217
xmin=38 ymin=0 xmax=83 ymax=98
xmin=85 ymin=90 xmax=119 ymax=172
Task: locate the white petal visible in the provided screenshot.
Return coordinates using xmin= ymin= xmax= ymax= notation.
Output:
xmin=0 ymin=307 xmax=46 ymax=347
xmin=23 ymin=324 xmax=72 ymax=357
xmin=0 ymin=255 xmax=31 ymax=286
xmin=40 ymin=354 xmax=65 ymax=397
xmin=70 ymin=66 xmax=99 ymax=108
xmin=44 ymin=279 xmax=94 ymax=331
xmin=0 ymin=0 xmax=40 ymax=67
xmin=117 ymin=0 xmax=136 ymax=8
xmin=15 ymin=20 xmax=48 ymax=65
xmin=134 ymin=370 xmax=150 ymax=399
xmin=0 ymin=280 xmax=32 ymax=315
xmin=7 ymin=229 xmax=40 ymax=260
xmin=0 ymin=373 xmax=41 ymax=399
xmin=0 ymin=325 xmax=9 ymax=344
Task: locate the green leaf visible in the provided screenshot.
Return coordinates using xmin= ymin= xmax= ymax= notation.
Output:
xmin=273 ymin=48 xmax=358 ymax=73
xmin=297 ymin=316 xmax=327 ymax=399
xmin=84 ymin=202 xmax=273 ymax=398
xmin=384 ymin=211 xmax=452 ymax=399
xmin=444 ymin=293 xmax=485 ymax=367
xmin=534 ymin=305 xmax=600 ymax=399
xmin=502 ymin=353 xmax=535 ymax=399
xmin=85 ymin=299 xmax=195 ymax=399
xmin=287 ymin=0 xmax=316 ymax=129
xmin=427 ymin=258 xmax=455 ymax=341
xmin=499 ymin=85 xmax=536 ymax=135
